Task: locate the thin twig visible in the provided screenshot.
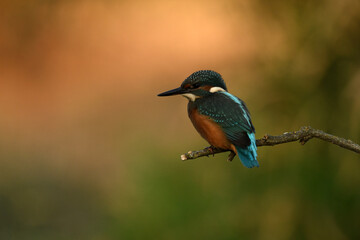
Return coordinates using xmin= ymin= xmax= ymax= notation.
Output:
xmin=181 ymin=126 xmax=360 ymax=161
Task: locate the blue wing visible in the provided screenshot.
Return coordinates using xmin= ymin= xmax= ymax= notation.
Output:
xmin=197 ymin=92 xmax=258 ymax=168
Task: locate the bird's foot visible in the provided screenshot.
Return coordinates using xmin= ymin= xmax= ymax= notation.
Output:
xmin=205 ymin=146 xmax=217 ymax=157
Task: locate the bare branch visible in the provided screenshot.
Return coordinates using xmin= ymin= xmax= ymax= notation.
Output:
xmin=181 ymin=126 xmax=360 ymax=161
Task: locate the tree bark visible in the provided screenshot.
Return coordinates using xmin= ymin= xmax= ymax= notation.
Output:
xmin=181 ymin=126 xmax=360 ymax=161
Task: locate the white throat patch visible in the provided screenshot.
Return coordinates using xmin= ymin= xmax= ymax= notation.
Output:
xmin=182 ymin=93 xmax=198 ymax=102
xmin=210 ymin=87 xmax=226 ymax=93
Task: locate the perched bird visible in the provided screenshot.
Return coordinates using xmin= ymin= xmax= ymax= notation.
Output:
xmin=158 ymin=70 xmax=258 ymax=168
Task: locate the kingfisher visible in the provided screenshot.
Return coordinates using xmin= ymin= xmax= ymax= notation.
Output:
xmin=158 ymin=70 xmax=258 ymax=168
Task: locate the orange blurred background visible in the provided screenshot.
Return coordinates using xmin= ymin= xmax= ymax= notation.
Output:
xmin=0 ymin=0 xmax=359 ymax=239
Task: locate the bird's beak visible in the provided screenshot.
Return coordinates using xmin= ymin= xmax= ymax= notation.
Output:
xmin=157 ymin=87 xmax=186 ymax=97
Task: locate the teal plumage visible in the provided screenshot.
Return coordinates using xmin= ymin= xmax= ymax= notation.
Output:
xmin=195 ymin=92 xmax=258 ymax=168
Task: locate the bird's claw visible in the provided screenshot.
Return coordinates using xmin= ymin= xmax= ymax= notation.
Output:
xmin=206 ymin=146 xmax=216 ymax=157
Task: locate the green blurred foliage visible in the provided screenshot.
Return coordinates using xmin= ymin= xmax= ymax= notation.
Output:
xmin=0 ymin=0 xmax=359 ymax=239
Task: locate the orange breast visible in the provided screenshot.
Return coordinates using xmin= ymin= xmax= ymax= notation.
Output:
xmin=188 ymin=108 xmax=236 ymax=152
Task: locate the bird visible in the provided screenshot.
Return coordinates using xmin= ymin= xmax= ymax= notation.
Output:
xmin=157 ymin=70 xmax=258 ymax=168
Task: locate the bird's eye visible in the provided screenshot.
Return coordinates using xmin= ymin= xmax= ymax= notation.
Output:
xmin=192 ymin=83 xmax=200 ymax=89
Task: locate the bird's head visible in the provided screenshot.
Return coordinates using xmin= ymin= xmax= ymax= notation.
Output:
xmin=158 ymin=70 xmax=228 ymax=101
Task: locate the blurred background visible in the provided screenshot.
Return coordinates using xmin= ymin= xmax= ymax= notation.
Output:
xmin=0 ymin=0 xmax=359 ymax=239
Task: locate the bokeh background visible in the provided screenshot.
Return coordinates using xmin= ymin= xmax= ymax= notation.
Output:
xmin=1 ymin=0 xmax=360 ymax=239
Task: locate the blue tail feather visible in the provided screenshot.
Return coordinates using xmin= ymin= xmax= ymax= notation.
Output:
xmin=236 ymin=133 xmax=258 ymax=168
